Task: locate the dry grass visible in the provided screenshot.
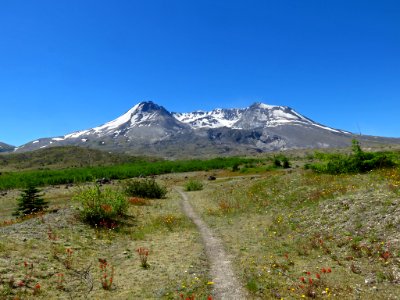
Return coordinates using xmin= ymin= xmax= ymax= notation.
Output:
xmin=188 ymin=168 xmax=400 ymax=299
xmin=0 ymin=183 xmax=212 ymax=299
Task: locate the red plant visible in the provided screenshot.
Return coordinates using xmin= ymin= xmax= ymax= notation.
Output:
xmin=98 ymin=219 xmax=118 ymax=229
xmin=101 ymin=204 xmax=112 ymax=212
xmin=55 ymin=273 xmax=65 ymax=290
xmin=64 ymin=248 xmax=73 ymax=269
xmin=99 ymin=260 xmax=114 ymax=290
xmin=33 ymin=282 xmax=41 ymax=295
xmin=179 ymin=293 xmax=212 ymax=300
xmin=298 ymin=268 xmax=333 ymax=297
xmin=23 ymin=261 xmax=33 ymax=280
xmin=381 ymin=251 xmax=391 ymax=261
xmin=128 ymin=197 xmax=149 ymax=206
xmin=47 ymin=225 xmax=57 ymax=240
xmin=137 ymin=247 xmax=150 ymax=268
xmin=1 ymin=219 xmax=16 ymax=227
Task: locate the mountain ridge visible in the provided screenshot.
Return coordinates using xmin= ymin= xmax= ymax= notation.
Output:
xmin=0 ymin=142 xmax=15 ymax=153
xmin=12 ymin=101 xmax=400 ymax=157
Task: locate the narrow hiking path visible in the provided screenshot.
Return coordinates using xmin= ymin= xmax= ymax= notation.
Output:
xmin=176 ymin=189 xmax=248 ymax=300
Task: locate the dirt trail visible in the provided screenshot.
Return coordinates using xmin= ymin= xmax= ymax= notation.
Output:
xmin=176 ymin=189 xmax=248 ymax=300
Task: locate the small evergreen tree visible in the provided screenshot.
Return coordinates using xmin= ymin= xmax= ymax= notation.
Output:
xmin=13 ymin=184 xmax=48 ymax=216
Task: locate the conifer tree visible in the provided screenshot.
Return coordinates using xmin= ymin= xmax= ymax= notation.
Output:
xmin=13 ymin=184 xmax=48 ymax=216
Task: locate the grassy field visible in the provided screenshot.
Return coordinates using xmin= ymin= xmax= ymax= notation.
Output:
xmin=187 ymin=167 xmax=400 ymax=299
xmin=0 ymin=176 xmax=214 ymax=299
xmin=1 ymin=148 xmax=399 ymax=299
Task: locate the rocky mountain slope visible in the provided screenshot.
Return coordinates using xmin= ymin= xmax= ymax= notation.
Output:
xmin=0 ymin=142 xmax=15 ymax=153
xmin=14 ymin=101 xmax=400 ymax=157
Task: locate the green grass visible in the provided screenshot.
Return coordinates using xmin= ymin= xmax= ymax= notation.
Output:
xmin=0 ymin=157 xmax=260 ymax=190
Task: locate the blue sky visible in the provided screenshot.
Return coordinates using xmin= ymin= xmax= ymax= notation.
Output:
xmin=1 ymin=0 xmax=399 ymax=146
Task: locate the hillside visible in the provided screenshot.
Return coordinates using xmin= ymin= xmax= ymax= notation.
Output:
xmin=0 ymin=142 xmax=14 ymax=153
xmin=0 ymin=146 xmax=153 ymax=171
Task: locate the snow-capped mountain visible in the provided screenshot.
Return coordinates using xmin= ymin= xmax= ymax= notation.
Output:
xmin=173 ymin=102 xmax=347 ymax=133
xmin=64 ymin=101 xmax=188 ymax=140
xmin=15 ymin=100 xmax=396 ymax=157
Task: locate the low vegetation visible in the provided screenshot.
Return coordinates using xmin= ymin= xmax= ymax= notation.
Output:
xmin=306 ymin=140 xmax=396 ymax=174
xmin=124 ymin=178 xmax=167 ymax=199
xmin=0 ymin=182 xmax=212 ymax=299
xmin=1 ymin=144 xmax=399 ymax=299
xmin=184 ymin=179 xmax=204 ymax=192
xmin=73 ymin=185 xmax=128 ymax=227
xmin=273 ymin=154 xmax=291 ymax=169
xmin=188 ymin=162 xmax=400 ymax=299
xmin=0 ymin=146 xmax=146 ymax=171
xmin=0 ymin=156 xmax=259 ymax=190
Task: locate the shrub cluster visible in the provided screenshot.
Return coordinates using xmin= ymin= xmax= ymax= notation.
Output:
xmin=124 ymin=178 xmax=167 ymax=199
xmin=73 ymin=185 xmax=128 ymax=226
xmin=184 ymin=179 xmax=203 ymax=191
xmin=273 ymin=155 xmax=290 ymax=169
xmin=306 ymin=140 xmax=396 ymax=174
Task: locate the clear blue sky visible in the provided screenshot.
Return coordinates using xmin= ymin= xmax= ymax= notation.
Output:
xmin=1 ymin=0 xmax=399 ymax=146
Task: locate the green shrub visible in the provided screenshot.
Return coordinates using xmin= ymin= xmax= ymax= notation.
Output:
xmin=307 ymin=140 xmax=396 ymax=174
xmin=273 ymin=155 xmax=291 ymax=169
xmin=232 ymin=163 xmax=240 ymax=172
xmin=124 ymin=178 xmax=167 ymax=199
xmin=184 ymin=179 xmax=203 ymax=191
xmin=73 ymin=185 xmax=128 ymax=226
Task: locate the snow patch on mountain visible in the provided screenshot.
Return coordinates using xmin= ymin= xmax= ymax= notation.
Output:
xmin=173 ymin=108 xmax=243 ymax=129
xmin=172 ymin=102 xmax=344 ymax=133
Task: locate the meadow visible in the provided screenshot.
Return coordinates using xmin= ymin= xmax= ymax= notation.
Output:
xmin=0 ymin=146 xmax=399 ymax=299
xmin=187 ymin=167 xmax=400 ymax=299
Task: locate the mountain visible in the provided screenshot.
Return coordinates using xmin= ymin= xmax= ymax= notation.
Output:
xmin=0 ymin=142 xmax=15 ymax=153
xmin=14 ymin=101 xmax=400 ymax=157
